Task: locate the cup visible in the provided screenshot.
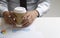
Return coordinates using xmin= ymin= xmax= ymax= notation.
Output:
xmin=14 ymin=7 xmax=26 ymax=27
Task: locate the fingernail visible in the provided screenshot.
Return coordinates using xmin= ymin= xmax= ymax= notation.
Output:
xmin=13 ymin=18 xmax=15 ymax=21
xmin=8 ymin=15 xmax=11 ymax=18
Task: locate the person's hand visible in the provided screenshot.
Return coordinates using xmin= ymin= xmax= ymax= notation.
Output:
xmin=21 ymin=10 xmax=38 ymax=28
xmin=3 ymin=11 xmax=16 ymax=26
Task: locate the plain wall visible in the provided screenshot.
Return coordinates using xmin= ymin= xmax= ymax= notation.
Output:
xmin=43 ymin=0 xmax=60 ymax=17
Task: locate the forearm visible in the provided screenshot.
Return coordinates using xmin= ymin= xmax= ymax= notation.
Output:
xmin=0 ymin=0 xmax=8 ymax=17
xmin=36 ymin=0 xmax=50 ymax=17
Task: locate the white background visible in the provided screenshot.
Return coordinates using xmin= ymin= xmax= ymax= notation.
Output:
xmin=29 ymin=17 xmax=60 ymax=38
xmin=34 ymin=17 xmax=60 ymax=38
xmin=0 ymin=17 xmax=60 ymax=38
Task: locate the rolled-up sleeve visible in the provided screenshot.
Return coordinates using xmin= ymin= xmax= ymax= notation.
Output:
xmin=36 ymin=0 xmax=50 ymax=17
xmin=0 ymin=0 xmax=8 ymax=16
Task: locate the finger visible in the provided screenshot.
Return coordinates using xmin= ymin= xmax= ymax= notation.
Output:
xmin=4 ymin=17 xmax=10 ymax=24
xmin=21 ymin=18 xmax=29 ymax=27
xmin=21 ymin=18 xmax=29 ymax=25
xmin=27 ymin=15 xmax=34 ymax=23
xmin=21 ymin=17 xmax=34 ymax=28
xmin=22 ymin=15 xmax=32 ymax=25
xmin=22 ymin=19 xmax=33 ymax=28
xmin=9 ymin=17 xmax=16 ymax=25
xmin=4 ymin=17 xmax=16 ymax=27
xmin=22 ymin=14 xmax=31 ymax=24
xmin=6 ymin=16 xmax=16 ymax=25
xmin=5 ymin=17 xmax=13 ymax=24
xmin=22 ymin=21 xmax=31 ymax=28
xmin=23 ymin=13 xmax=30 ymax=19
xmin=8 ymin=11 xmax=17 ymax=24
xmin=22 ymin=14 xmax=30 ymax=24
xmin=4 ymin=17 xmax=13 ymax=25
xmin=3 ymin=13 xmax=11 ymax=24
xmin=3 ymin=11 xmax=16 ymax=25
xmin=22 ymin=21 xmax=30 ymax=28
xmin=10 ymin=11 xmax=17 ymax=18
xmin=10 ymin=12 xmax=17 ymax=22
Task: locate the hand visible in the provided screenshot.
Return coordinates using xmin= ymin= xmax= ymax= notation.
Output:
xmin=21 ymin=10 xmax=38 ymax=28
xmin=3 ymin=11 xmax=16 ymax=26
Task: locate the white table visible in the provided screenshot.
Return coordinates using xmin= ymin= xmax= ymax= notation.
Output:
xmin=0 ymin=17 xmax=60 ymax=38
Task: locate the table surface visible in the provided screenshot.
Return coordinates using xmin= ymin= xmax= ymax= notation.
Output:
xmin=0 ymin=17 xmax=60 ymax=38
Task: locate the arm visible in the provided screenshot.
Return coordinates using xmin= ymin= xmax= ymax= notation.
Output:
xmin=0 ymin=0 xmax=8 ymax=17
xmin=21 ymin=0 xmax=51 ymax=27
xmin=36 ymin=0 xmax=50 ymax=17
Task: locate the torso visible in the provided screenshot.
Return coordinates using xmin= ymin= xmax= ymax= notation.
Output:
xmin=8 ymin=0 xmax=38 ymax=11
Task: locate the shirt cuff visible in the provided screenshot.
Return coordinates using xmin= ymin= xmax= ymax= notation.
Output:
xmin=36 ymin=2 xmax=50 ymax=17
xmin=0 ymin=4 xmax=8 ymax=16
xmin=0 ymin=6 xmax=8 ymax=16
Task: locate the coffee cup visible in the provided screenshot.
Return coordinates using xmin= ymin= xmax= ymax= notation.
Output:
xmin=14 ymin=7 xmax=26 ymax=27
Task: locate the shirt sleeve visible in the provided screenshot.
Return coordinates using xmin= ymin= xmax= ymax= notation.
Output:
xmin=0 ymin=0 xmax=8 ymax=16
xmin=36 ymin=0 xmax=50 ymax=17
